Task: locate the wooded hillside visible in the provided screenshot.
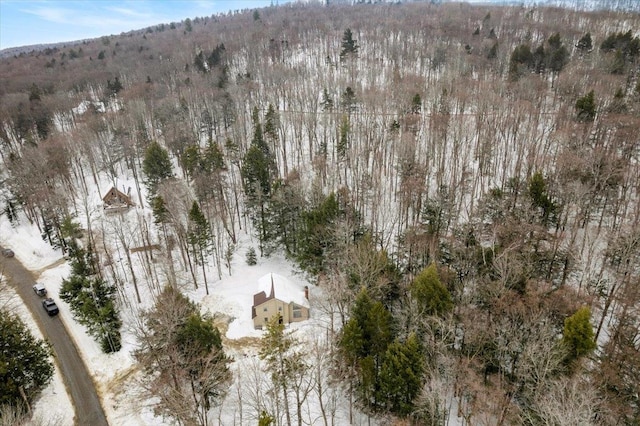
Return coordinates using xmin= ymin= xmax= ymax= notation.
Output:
xmin=1 ymin=1 xmax=639 ymax=424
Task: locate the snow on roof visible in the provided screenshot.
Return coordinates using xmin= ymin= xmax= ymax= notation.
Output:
xmin=256 ymin=273 xmax=309 ymax=308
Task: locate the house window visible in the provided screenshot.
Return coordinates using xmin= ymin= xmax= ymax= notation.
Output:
xmin=263 ymin=307 xmax=268 ymax=312
xmin=278 ymin=307 xmax=282 ymax=311
xmin=264 ymin=317 xmax=268 ymax=323
xmin=293 ymin=305 xmax=302 ymax=319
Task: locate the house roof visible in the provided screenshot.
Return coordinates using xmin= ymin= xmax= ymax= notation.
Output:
xmin=254 ymin=273 xmax=310 ymax=309
xmin=102 ymin=186 xmax=134 ymax=206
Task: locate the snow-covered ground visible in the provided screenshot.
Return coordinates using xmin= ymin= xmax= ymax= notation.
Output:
xmin=1 ymin=219 xmax=73 ymax=419
xmin=0 ymin=203 xmax=345 ymax=425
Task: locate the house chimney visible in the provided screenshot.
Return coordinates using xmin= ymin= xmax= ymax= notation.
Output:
xmin=304 ymin=285 xmax=309 ymax=300
xmin=269 ymin=274 xmax=275 ymax=299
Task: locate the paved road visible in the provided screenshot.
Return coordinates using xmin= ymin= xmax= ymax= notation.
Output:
xmin=0 ymin=246 xmax=109 ymax=426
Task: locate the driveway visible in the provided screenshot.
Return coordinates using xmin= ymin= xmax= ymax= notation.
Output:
xmin=0 ymin=246 xmax=109 ymax=426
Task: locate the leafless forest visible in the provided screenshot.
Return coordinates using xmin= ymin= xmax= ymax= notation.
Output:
xmin=1 ymin=1 xmax=639 ymax=425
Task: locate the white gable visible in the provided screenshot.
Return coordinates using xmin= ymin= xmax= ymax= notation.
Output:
xmin=257 ymin=273 xmax=309 ymax=308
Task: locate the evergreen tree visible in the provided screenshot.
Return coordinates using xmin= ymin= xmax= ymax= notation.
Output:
xmin=182 ymin=144 xmax=201 ymax=178
xmin=340 ymin=28 xmax=359 ymax=61
xmin=0 ymin=311 xmax=54 ymax=409
xmin=321 ymin=88 xmax=334 ymax=111
xmin=207 ymin=43 xmax=226 ymax=68
xmin=576 ymin=32 xmax=593 ymax=53
xmin=246 ymin=247 xmax=257 ymax=265
xmin=338 ymin=288 xmax=394 ymax=413
xmin=528 ymin=171 xmax=556 ymax=225
xmin=532 ymin=44 xmax=546 ymax=74
xmin=341 ymin=86 xmax=357 ymax=113
xmin=60 ymin=244 xmax=122 ymax=352
xmin=610 ymin=49 xmax=626 ymax=74
xmin=410 ymin=263 xmax=453 ymax=317
xmin=600 ymin=31 xmax=640 ymax=74
xmin=202 ymin=140 xmax=225 ymax=172
xmin=152 ymin=196 xmax=169 ymax=225
xmin=59 ymin=216 xmax=83 ymax=243
xmin=487 ymin=41 xmax=498 ymax=60
xmin=562 ymin=306 xmax=596 ymax=362
xmin=296 ymin=192 xmax=341 ymax=274
xmin=378 ymin=334 xmax=424 ymax=416
xmin=242 ymin=107 xmax=277 ymax=255
xmin=106 ymin=77 xmax=123 ymax=96
xmin=264 ymin=103 xmax=279 ymax=143
xmin=143 ymin=141 xmax=174 ymax=196
xmin=338 ymin=115 xmax=349 ymax=159
xmin=509 ymin=44 xmax=534 ymax=80
xmin=268 ymin=178 xmax=305 ymax=255
xmin=575 ymin=90 xmax=596 ymax=122
xmin=411 ymin=93 xmax=422 ymax=114
xmin=193 ymin=50 xmax=208 ymax=73
xmin=188 ymin=201 xmax=213 ymax=294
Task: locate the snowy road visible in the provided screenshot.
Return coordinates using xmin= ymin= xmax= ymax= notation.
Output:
xmin=0 ymin=246 xmax=109 ymax=426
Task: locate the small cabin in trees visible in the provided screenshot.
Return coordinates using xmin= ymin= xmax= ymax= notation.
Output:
xmin=102 ymin=186 xmax=134 ymax=211
xmin=252 ymin=273 xmax=310 ymax=329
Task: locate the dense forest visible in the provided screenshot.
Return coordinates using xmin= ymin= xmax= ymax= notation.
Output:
xmin=1 ymin=1 xmax=639 ymax=425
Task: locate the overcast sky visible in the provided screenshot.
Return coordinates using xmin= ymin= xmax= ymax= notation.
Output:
xmin=0 ymin=0 xmax=284 ymax=50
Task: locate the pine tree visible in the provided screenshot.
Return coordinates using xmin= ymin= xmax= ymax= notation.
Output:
xmin=321 ymin=88 xmax=334 ymax=111
xmin=562 ymin=306 xmax=596 ymax=362
xmin=151 ymin=196 xmax=169 ymax=225
xmin=188 ymin=201 xmax=213 ymax=295
xmin=0 ymin=311 xmax=54 ymax=408
xmin=106 ymin=77 xmax=123 ymax=96
xmin=246 ymin=247 xmax=257 ymax=265
xmin=575 ymin=90 xmax=596 ymax=122
xmin=411 ymin=93 xmax=422 ymax=114
xmin=182 ymin=144 xmax=201 ymax=178
xmin=268 ymin=179 xmax=305 ymax=255
xmin=296 ymin=192 xmax=341 ymax=274
xmin=60 ymin=245 xmax=122 ymax=352
xmin=338 ymin=115 xmax=349 ymax=159
xmin=611 ymin=49 xmax=625 ymax=74
xmin=143 ymin=141 xmax=174 ymax=196
xmin=264 ymin=103 xmax=279 ymax=143
xmin=410 ymin=263 xmax=453 ymax=317
xmin=540 ymin=33 xmax=569 ymax=75
xmin=378 ymin=334 xmax=424 ymax=416
xmin=340 ymin=28 xmax=359 ymax=61
xmin=528 ymin=171 xmax=556 ymax=225
xmin=341 ymin=87 xmax=357 ymax=113
xmin=509 ymin=44 xmax=534 ymax=81
xmin=338 ymin=288 xmax=394 ymax=412
xmin=576 ymin=32 xmax=592 ymax=53
xmin=242 ymin=107 xmax=276 ymax=255
xmin=202 ymin=141 xmax=225 ymax=172
xmin=487 ymin=41 xmax=498 ymax=59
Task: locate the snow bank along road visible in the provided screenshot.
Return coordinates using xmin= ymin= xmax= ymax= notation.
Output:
xmin=0 ymin=246 xmax=109 ymax=426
